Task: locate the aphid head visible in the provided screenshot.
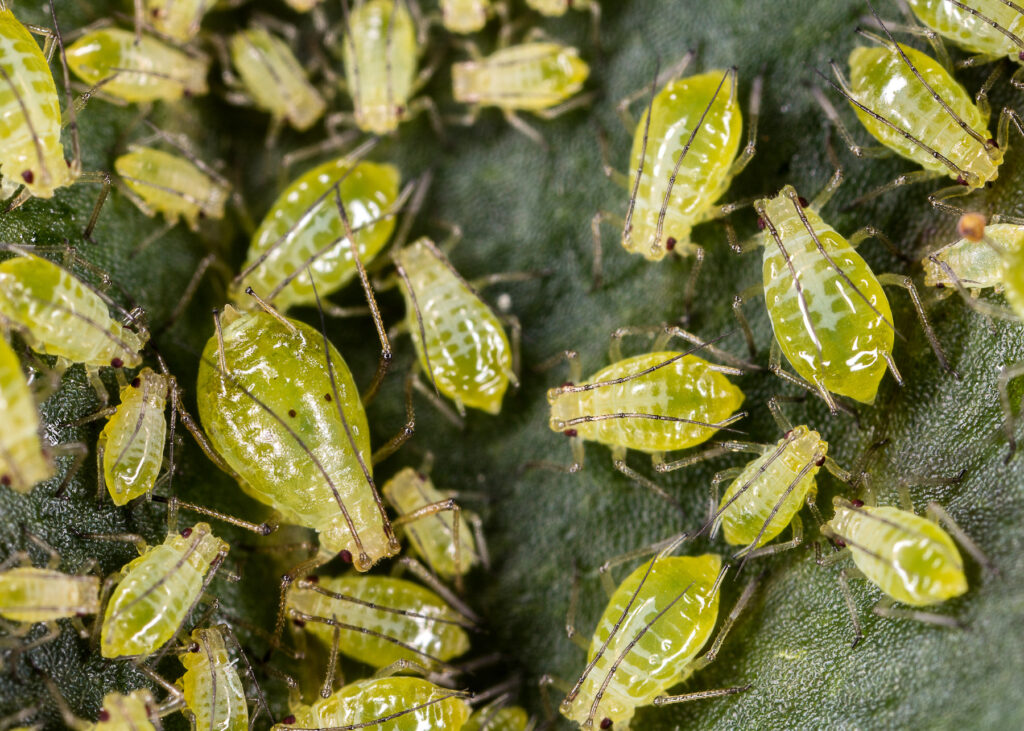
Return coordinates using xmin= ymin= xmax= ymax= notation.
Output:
xmin=622 ymin=214 xmax=692 ymax=262
xmin=756 ymin=186 xmax=825 ymax=243
xmin=547 ymin=385 xmax=581 ymax=434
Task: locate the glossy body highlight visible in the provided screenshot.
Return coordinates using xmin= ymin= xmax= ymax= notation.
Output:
xmin=115 ymin=147 xmax=230 ymax=230
xmin=0 ymin=336 xmax=52 ymax=493
xmin=906 ymin=0 xmax=1024 ymax=61
xmin=177 ymin=627 xmax=249 ymax=731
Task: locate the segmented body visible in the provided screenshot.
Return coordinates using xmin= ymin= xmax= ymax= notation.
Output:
xmin=66 ymin=29 xmax=209 ymax=103
xmin=922 ymin=223 xmax=1024 ymax=316
xmin=465 ymin=706 xmax=530 ymax=731
xmin=0 ymin=567 xmax=99 ymax=622
xmin=714 ymin=426 xmax=825 ymax=549
xmin=115 ymin=147 xmax=229 ymax=230
xmin=281 ymin=677 xmax=470 ymax=730
xmin=396 ymin=238 xmax=513 ymax=414
xmin=907 ymin=0 xmax=1024 ymax=61
xmin=177 ymin=627 xmax=248 ymax=731
xmin=231 ymin=158 xmax=400 ymax=312
xmin=0 ymin=253 xmax=146 ymax=369
xmin=547 ymin=352 xmax=745 ymax=452
xmin=229 ymin=27 xmax=325 ymax=132
xmin=625 ymin=70 xmax=743 ymax=260
xmin=98 ymin=368 xmax=169 ymax=506
xmin=342 ymin=0 xmax=418 ymax=134
xmin=759 ymin=188 xmax=894 ymax=404
xmin=560 ymin=554 xmax=722 ymax=728
xmin=196 ymin=306 xmax=398 ymax=569
xmin=145 ymin=0 xmax=213 ymax=42
xmin=847 ymin=42 xmax=998 ymax=186
xmin=101 ymin=523 xmax=227 ymax=658
xmin=452 ymin=42 xmax=589 ymax=112
xmin=286 ymin=574 xmax=470 ymax=668
xmin=0 ymin=7 xmax=73 ymax=199
xmin=827 ymin=503 xmax=967 ymax=606
xmin=441 ymin=0 xmax=490 ymax=34
xmin=92 ymin=691 xmax=159 ymax=731
xmin=0 ymin=336 xmax=52 ymax=493
xmin=382 ymin=467 xmax=479 ymax=580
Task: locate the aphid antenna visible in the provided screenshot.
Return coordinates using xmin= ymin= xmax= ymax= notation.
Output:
xmin=395 ymin=555 xmax=483 ymax=624
xmin=559 ymin=411 xmax=747 ymax=437
xmin=243 ymin=288 xmax=299 ymax=334
xmin=621 ymin=58 xmax=661 ymax=253
xmin=132 ymin=661 xmax=184 ymax=715
xmin=149 ymin=494 xmax=274 ymax=536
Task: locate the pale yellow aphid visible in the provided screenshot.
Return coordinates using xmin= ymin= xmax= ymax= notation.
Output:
xmin=0 ymin=335 xmax=52 ymax=493
xmin=284 ymin=0 xmax=325 ymax=11
xmin=177 ymin=627 xmax=250 ymax=731
xmin=465 ymin=702 xmax=532 ymax=731
xmin=441 ymin=0 xmax=501 ymax=35
xmin=143 ymin=0 xmax=214 ymax=43
xmin=52 ymin=688 xmax=162 ymax=731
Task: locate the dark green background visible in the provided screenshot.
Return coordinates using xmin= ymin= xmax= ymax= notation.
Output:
xmin=1 ymin=0 xmax=1023 ymax=728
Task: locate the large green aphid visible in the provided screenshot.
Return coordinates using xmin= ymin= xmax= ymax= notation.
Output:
xmin=0 ymin=335 xmax=52 ymax=493
xmin=176 ymin=627 xmax=251 ymax=731
xmin=194 ymin=303 xmax=399 ymax=570
xmin=394 ymin=237 xmax=516 ymax=416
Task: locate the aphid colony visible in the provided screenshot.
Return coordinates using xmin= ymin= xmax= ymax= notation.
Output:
xmin=0 ymin=0 xmax=1015 ymax=728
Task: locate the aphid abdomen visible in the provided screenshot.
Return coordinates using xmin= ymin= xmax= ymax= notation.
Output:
xmin=451 ymin=42 xmax=589 ymax=111
xmin=178 ymin=628 xmax=248 ymax=731
xmin=232 ymin=158 xmax=400 ymax=312
xmin=0 ymin=10 xmax=70 ymax=199
xmin=115 ymin=148 xmax=228 ymax=230
xmin=0 ymin=568 xmax=100 ymax=622
xmin=442 ymin=0 xmax=489 ymax=34
xmin=99 ymin=368 xmax=169 ymax=506
xmin=828 ymin=505 xmax=967 ymax=606
xmin=626 ymin=71 xmax=743 ymax=260
xmin=526 ymin=0 xmax=571 ymax=14
xmin=922 ymin=223 xmax=1024 ymax=290
xmin=848 ymin=44 xmax=996 ymax=184
xmin=907 ymin=0 xmax=1024 ymax=60
xmin=397 ymin=239 xmax=512 ymax=414
xmin=290 ymin=677 xmax=471 ymax=730
xmin=288 ymin=574 xmax=470 ymax=668
xmin=196 ymin=307 xmax=396 ymax=568
xmin=343 ymin=0 xmax=418 ymax=134
xmin=146 ymin=0 xmax=212 ymax=43
xmin=101 ymin=524 xmax=226 ymax=658
xmin=561 ymin=554 xmax=722 ymax=728
xmin=761 ymin=207 xmax=893 ymax=403
xmin=0 ymin=255 xmax=145 ymax=368
xmin=465 ymin=706 xmax=530 ymax=731
xmin=717 ymin=427 xmax=823 ymax=548
xmin=97 ymin=690 xmax=159 ymax=731
xmin=0 ymin=337 xmax=52 ymax=492
xmin=66 ymin=29 xmax=209 ymax=103
xmin=551 ymin=352 xmax=744 ymax=452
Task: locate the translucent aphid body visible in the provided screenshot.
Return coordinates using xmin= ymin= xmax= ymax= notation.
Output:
xmin=827 ymin=502 xmax=967 ymax=606
xmin=625 ymin=70 xmax=744 ymax=260
xmin=757 ymin=187 xmax=894 ymax=404
xmin=382 ymin=467 xmax=479 ymax=581
xmin=0 ymin=567 xmax=99 ymax=623
xmin=284 ymin=0 xmax=324 ymax=11
xmin=177 ymin=627 xmax=248 ymax=731
xmin=98 ymin=367 xmax=170 ymax=506
xmin=526 ymin=0 xmax=595 ymax=15
xmin=560 ymin=554 xmax=722 ymax=728
xmin=115 ymin=147 xmax=230 ymax=230
xmin=847 ymin=42 xmax=998 ymax=187
xmin=196 ymin=306 xmax=398 ymax=569
xmin=395 ymin=237 xmax=514 ymax=415
xmin=452 ymin=42 xmax=589 ymax=113
xmin=0 ymin=4 xmax=73 ymax=200
xmin=82 ymin=691 xmax=159 ymax=731
xmin=465 ymin=705 xmax=530 ymax=731
xmin=715 ymin=426 xmax=826 ymax=550
xmin=66 ymin=29 xmax=209 ymax=103
xmin=441 ymin=0 xmax=492 ymax=34
xmin=342 ymin=0 xmax=418 ymax=135
xmin=286 ymin=573 xmax=471 ymax=668
xmin=229 ymin=27 xmax=326 ymax=132
xmin=0 ymin=336 xmax=52 ymax=493
xmin=279 ymin=677 xmax=471 ymax=730
xmin=923 ymin=222 xmax=1024 ymax=295
xmin=231 ymin=158 xmax=400 ymax=312
xmin=547 ymin=351 xmax=744 ymax=453
xmin=906 ymin=0 xmax=1024 ymax=61
xmin=101 ymin=523 xmax=228 ymax=658
xmin=145 ymin=0 xmax=213 ymax=43
xmin=0 ymin=253 xmax=147 ymax=370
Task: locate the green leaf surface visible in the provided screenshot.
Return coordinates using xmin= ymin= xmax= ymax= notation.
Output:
xmin=2 ymin=0 xmax=1023 ymax=728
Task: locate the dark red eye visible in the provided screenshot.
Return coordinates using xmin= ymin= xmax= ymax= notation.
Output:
xmin=307 ymin=575 xmax=319 ymax=584
xmin=131 ymin=377 xmax=141 ymax=388
xmin=111 ymin=357 xmax=124 ymax=368
xmin=850 ymin=498 xmax=864 ymax=507
xmin=282 ymin=716 xmax=296 ymax=725
xmin=757 ymin=217 xmax=766 ymax=230
xmin=181 ymin=527 xmax=193 ymax=538
xmin=292 ymin=618 xmax=305 ymax=627
xmin=324 ymin=393 xmax=333 ymax=402
xmin=21 ymin=170 xmax=34 ymax=183
xmin=98 ymin=710 xmax=110 ymax=722
xmin=815 ymin=456 xmax=826 ymax=466
xmin=834 ymin=538 xmax=847 ymax=547
xmin=666 ymin=236 xmax=677 ymax=251
xmin=564 ymin=429 xmax=578 ymax=437
xmin=956 ymin=175 xmax=968 ymax=186
xmin=600 ymin=719 xmax=613 ymax=729
xmin=339 ymin=549 xmax=353 ymax=563
xmin=189 ymin=642 xmax=200 ymax=652
xmin=0 ymin=474 xmax=10 ymax=486
xmin=288 ymin=409 xmax=297 ymax=417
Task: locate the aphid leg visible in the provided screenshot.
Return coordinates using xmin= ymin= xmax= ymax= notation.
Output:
xmin=812 ymin=84 xmax=892 ymax=160
xmin=595 ymin=124 xmax=630 ymax=190
xmin=655 ymin=442 xmax=751 ymax=475
xmin=848 ymin=225 xmax=911 ymax=261
xmin=872 ymin=597 xmax=962 ymax=629
xmin=502 ymin=109 xmax=547 ymax=147
xmin=611 ymin=447 xmax=684 ymax=512
xmin=837 ymin=567 xmax=866 ymax=648
xmin=538 ymin=675 xmax=573 ymax=719
xmin=706 ymin=466 xmax=747 ymax=529
xmin=91 ymin=570 xmax=125 ymax=649
xmin=133 ymin=662 xmax=184 ymax=714
xmin=391 ymin=496 xmax=467 ymax=591
xmin=67 ymin=404 xmax=118 ymax=427
xmin=320 ymin=620 xmax=343 ymax=697
xmin=743 ymin=515 xmax=805 ymax=561
xmin=596 ymin=532 xmax=692 ymax=596
xmin=48 ymin=441 xmax=88 ymax=499
xmin=370 ymin=371 xmax=416 ymax=465
xmin=564 ymin=560 xmax=590 ymax=650
xmin=151 ymin=495 xmax=274 ymax=536
xmin=687 ymin=567 xmax=759 ymax=673
xmin=768 ymin=340 xmax=840 ymax=416
xmin=589 ymin=209 xmax=626 ymax=290
xmin=927 ymin=182 xmax=979 ymax=220
xmin=392 ymin=556 xmax=482 ymax=624
xmin=615 ymin=52 xmax=695 ymax=131
xmin=409 ymin=373 xmax=464 ymax=428
xmin=83 ymin=366 xmax=110 ymax=405
xmin=172 ymin=386 xmax=252 ymax=484
xmin=75 ymin=172 xmax=113 ymax=242
xmin=731 ymin=289 xmax=760 ymax=358
xmin=660 ymin=324 xmax=760 ymax=372
xmin=974 ymin=63 xmax=1004 ymax=121
xmin=534 ymin=92 xmax=598 ymax=125
xmin=877 ymin=273 xmax=955 ymax=375
xmin=926 ymin=501 xmax=998 ymax=576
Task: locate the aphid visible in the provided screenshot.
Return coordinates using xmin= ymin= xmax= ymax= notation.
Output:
xmin=594 ymin=57 xmax=759 ymax=270
xmin=48 ymin=685 xmax=163 ymax=731
xmin=230 ymin=150 xmax=404 ymax=314
xmin=176 ymin=626 xmax=250 ymax=731
xmin=465 ymin=702 xmax=532 ymax=731
xmin=394 ymin=237 xmax=516 ymax=415
xmin=192 ymin=300 xmax=401 ymax=572
xmin=557 ymin=541 xmax=755 ymax=729
xmin=285 ymin=572 xmax=473 ymax=670
xmin=0 ymin=249 xmax=148 ymax=397
xmin=66 ymin=28 xmax=209 ymax=103
xmin=226 ymin=26 xmax=326 ymax=138
xmin=0 ymin=335 xmax=53 ymax=493
xmin=276 ymin=676 xmax=471 ymax=730
xmin=821 ymin=490 xmax=993 ymax=644
xmin=452 ymin=38 xmax=591 ymax=144
xmin=382 ymin=465 xmax=486 ymax=586
xmin=546 ymin=328 xmax=746 ymax=506
xmin=441 ymin=0 xmax=502 ymax=34
xmin=142 ymin=0 xmax=214 ymax=43
xmin=284 ymin=0 xmax=325 ymax=11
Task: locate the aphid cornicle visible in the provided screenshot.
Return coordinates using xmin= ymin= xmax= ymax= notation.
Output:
xmin=66 ymin=28 xmax=209 ymax=103
xmin=0 ymin=335 xmax=53 ymax=493
xmin=230 ymin=153 xmax=402 ymax=313
xmin=194 ymin=304 xmax=399 ymax=571
xmin=395 ymin=237 xmax=516 ymax=415
xmin=285 ymin=573 xmax=472 ymax=669
xmin=143 ymin=0 xmax=214 ymax=43
xmin=177 ymin=627 xmax=249 ymax=731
